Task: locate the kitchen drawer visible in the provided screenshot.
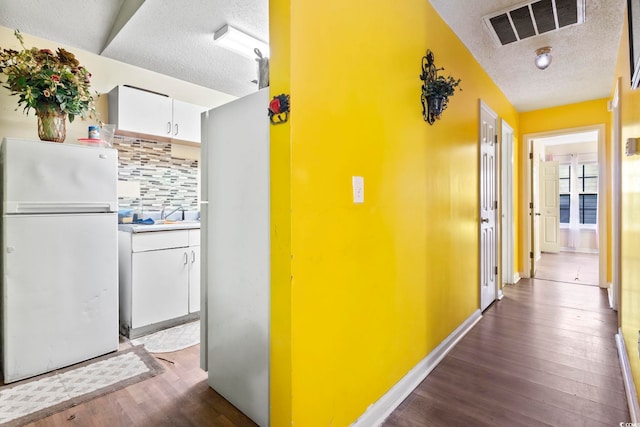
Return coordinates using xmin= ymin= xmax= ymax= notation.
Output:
xmin=188 ymin=229 xmax=201 ymax=246
xmin=132 ymin=230 xmax=189 ymax=252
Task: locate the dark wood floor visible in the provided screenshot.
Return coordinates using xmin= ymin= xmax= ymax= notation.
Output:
xmin=29 ymin=345 xmax=257 ymax=427
xmin=383 ymin=277 xmax=629 ymax=426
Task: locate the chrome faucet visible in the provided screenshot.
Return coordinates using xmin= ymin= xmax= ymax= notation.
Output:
xmin=161 ymin=206 xmax=185 ymax=221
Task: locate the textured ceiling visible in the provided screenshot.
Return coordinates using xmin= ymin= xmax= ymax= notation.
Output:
xmin=0 ymin=0 xmax=269 ymax=98
xmin=429 ymin=0 xmax=626 ymax=111
xmin=0 ymin=1 xmax=627 ymax=111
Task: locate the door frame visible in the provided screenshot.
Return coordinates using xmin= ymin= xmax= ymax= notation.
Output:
xmin=520 ymin=124 xmax=607 ymax=288
xmin=610 ymin=78 xmax=621 ymax=312
xmin=501 ymin=120 xmax=516 ymax=286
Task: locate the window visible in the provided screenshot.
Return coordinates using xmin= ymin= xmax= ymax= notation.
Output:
xmin=558 ymin=162 xmax=598 ymax=225
xmin=559 ymin=164 xmax=570 ymax=223
xmin=578 ymin=163 xmax=598 ymax=224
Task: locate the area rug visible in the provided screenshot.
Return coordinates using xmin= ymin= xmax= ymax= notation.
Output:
xmin=0 ymin=345 xmax=163 ymax=427
xmin=131 ymin=320 xmax=200 ymax=353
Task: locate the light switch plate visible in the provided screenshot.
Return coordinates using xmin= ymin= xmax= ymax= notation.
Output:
xmin=352 ymin=176 xmax=364 ymax=204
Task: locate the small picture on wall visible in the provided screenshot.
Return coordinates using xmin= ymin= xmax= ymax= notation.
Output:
xmin=628 ymin=0 xmax=640 ymax=88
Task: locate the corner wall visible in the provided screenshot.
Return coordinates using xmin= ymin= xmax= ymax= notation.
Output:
xmin=269 ymin=1 xmax=518 ymax=425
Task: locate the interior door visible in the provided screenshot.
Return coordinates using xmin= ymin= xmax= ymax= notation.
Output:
xmin=480 ymin=102 xmax=498 ymax=311
xmin=540 ymin=161 xmax=560 ymax=253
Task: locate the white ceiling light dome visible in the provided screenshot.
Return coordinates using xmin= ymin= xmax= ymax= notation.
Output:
xmin=534 ymin=46 xmax=552 ymax=70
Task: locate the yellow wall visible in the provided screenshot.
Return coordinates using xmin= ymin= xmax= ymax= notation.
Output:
xmin=614 ymin=9 xmax=640 ymax=393
xmin=518 ymin=100 xmax=611 ymax=277
xmin=0 ymin=26 xmax=234 ymax=157
xmin=269 ymin=1 xmax=518 ymax=425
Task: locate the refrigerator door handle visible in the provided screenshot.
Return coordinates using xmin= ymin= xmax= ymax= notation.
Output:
xmin=7 ymin=201 xmax=117 ymax=214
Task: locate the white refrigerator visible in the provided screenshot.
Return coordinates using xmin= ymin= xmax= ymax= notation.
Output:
xmin=1 ymin=137 xmax=119 ymax=383
xmin=201 ymin=88 xmax=270 ymax=426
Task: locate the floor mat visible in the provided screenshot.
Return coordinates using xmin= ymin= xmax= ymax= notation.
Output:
xmin=131 ymin=320 xmax=200 ymax=353
xmin=0 ymin=345 xmax=163 ymax=427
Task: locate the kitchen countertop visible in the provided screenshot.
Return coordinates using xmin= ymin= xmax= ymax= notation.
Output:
xmin=118 ymin=221 xmax=201 ymax=233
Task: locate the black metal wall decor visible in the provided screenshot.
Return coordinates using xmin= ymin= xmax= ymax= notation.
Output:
xmin=268 ymin=93 xmax=290 ymax=125
xmin=420 ymin=49 xmax=461 ymax=125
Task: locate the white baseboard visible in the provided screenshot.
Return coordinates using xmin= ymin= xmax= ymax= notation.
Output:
xmin=616 ymin=330 xmax=640 ymax=422
xmin=513 ymin=273 xmax=521 ymax=284
xmin=350 ymin=309 xmax=483 ymax=427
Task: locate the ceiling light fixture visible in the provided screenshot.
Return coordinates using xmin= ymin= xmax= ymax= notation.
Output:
xmin=534 ymin=47 xmax=552 ymax=70
xmin=213 ymin=24 xmax=270 ymax=60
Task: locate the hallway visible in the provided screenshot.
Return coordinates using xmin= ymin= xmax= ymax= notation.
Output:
xmin=383 ymin=278 xmax=628 ymax=426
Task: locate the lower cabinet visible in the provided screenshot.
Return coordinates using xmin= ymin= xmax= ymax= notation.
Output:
xmin=188 ymin=245 xmax=200 ymax=313
xmin=119 ymin=228 xmax=200 ymax=338
xmin=132 ymin=247 xmax=189 ymax=328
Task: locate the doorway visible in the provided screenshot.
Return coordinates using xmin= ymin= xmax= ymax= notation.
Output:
xmin=520 ymin=125 xmax=607 ymax=289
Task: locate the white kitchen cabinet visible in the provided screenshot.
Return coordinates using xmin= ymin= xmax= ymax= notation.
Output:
xmin=108 ymin=85 xmax=207 ymax=143
xmin=118 ymin=227 xmax=201 ymax=338
xmin=188 ymin=229 xmax=201 ymax=313
xmin=132 ymin=247 xmax=189 ymax=328
xmin=173 ymin=100 xmax=207 ymax=143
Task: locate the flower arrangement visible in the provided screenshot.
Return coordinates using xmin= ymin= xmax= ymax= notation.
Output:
xmin=0 ymin=30 xmax=98 ymax=124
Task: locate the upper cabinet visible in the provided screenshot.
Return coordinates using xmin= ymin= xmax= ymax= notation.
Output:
xmin=108 ymin=85 xmax=208 ymax=144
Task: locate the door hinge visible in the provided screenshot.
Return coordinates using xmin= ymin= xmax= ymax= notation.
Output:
xmin=529 ymin=152 xmax=533 ymax=159
xmin=529 ymin=202 xmax=533 ymax=209
xmin=494 ymin=134 xmax=498 ymax=144
xmin=494 ymin=200 xmax=498 ymax=209
xmin=494 ymin=266 xmax=498 ymax=275
xmin=529 ymin=251 xmax=534 ymax=259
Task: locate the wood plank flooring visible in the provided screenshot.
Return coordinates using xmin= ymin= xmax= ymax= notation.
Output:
xmin=26 ymin=254 xmax=625 ymax=426
xmin=383 ymin=278 xmax=629 ymax=426
xmin=28 ymin=345 xmax=257 ymax=427
xmin=535 ymin=251 xmax=599 ymax=286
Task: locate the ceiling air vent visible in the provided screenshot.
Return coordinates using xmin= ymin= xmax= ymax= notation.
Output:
xmin=483 ymin=0 xmax=585 ymax=46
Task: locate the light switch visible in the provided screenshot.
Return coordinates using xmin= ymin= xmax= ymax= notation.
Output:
xmin=352 ymin=176 xmax=364 ymax=204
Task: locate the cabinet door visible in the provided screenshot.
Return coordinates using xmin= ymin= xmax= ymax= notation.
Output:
xmin=116 ymin=86 xmax=173 ymax=138
xmin=132 ymin=247 xmax=189 ymax=328
xmin=172 ymin=99 xmax=207 ymax=143
xmin=189 ymin=245 xmax=201 ymax=313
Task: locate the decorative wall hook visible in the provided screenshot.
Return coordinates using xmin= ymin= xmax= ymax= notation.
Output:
xmin=268 ymin=93 xmax=290 ymax=125
xmin=420 ymin=49 xmax=461 ymax=125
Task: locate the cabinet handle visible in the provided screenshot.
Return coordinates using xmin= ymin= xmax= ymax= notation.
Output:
xmin=184 ymin=252 xmax=188 ymax=265
xmin=174 ymin=123 xmax=179 ymax=136
xmin=191 ymin=250 xmax=196 ymax=264
xmin=167 ymin=122 xmax=172 ymax=134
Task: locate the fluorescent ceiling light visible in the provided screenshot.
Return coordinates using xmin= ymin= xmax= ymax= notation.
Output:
xmin=214 ymin=24 xmax=270 ymax=59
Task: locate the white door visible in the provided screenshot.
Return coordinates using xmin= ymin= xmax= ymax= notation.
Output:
xmin=540 ymin=161 xmax=560 ymax=253
xmin=480 ymin=102 xmax=498 ymax=311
